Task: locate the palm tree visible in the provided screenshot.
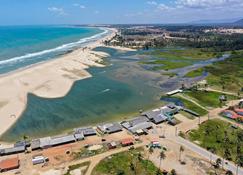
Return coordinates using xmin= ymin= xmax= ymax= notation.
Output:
xmin=129 ymin=162 xmax=136 ymax=175
xmin=22 ymin=134 xmax=29 ymax=141
xmin=179 ymin=146 xmax=185 ymax=162
xmin=137 ymin=153 xmax=142 ymax=162
xmin=159 ymin=151 xmax=166 ymax=171
xmin=146 ymin=147 xmax=154 ymax=170
xmin=148 ymin=147 xmax=154 ymax=159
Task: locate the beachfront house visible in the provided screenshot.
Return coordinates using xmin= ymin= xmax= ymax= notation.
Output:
xmin=74 ymin=133 xmax=84 ymax=141
xmin=74 ymin=127 xmax=96 ymax=137
xmin=31 ymin=139 xmax=41 ymax=151
xmin=97 ymin=123 xmax=123 ymax=134
xmin=121 ymin=116 xmax=153 ymax=135
xmin=39 ymin=137 xmax=52 ymax=149
xmin=142 ymin=104 xmax=181 ymax=124
xmin=142 ymin=109 xmax=167 ymax=124
xmin=50 ymin=135 xmax=76 ymax=147
xmin=0 ymin=146 xmax=25 ymax=156
xmin=161 ymin=104 xmax=180 ymax=116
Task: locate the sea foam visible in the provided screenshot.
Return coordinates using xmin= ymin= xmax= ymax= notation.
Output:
xmin=0 ymin=28 xmax=109 ymax=66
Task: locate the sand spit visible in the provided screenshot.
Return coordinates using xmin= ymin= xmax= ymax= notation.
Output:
xmin=0 ymin=28 xmax=122 ymax=138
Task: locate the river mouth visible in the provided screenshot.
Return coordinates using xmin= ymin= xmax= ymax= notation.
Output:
xmin=0 ymin=47 xmax=227 ymax=142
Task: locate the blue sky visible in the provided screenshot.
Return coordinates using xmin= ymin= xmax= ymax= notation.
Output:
xmin=0 ymin=0 xmax=242 ymax=25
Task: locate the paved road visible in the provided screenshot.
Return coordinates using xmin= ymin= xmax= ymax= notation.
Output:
xmin=174 ymin=137 xmax=243 ymax=175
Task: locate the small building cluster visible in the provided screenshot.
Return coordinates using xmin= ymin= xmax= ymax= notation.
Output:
xmin=0 ymin=102 xmax=201 ymax=173
xmin=121 ymin=116 xmax=152 ymax=135
xmin=221 ymin=100 xmax=243 ymax=122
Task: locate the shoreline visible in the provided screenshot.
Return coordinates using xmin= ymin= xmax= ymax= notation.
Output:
xmin=0 ymin=27 xmax=124 ymax=140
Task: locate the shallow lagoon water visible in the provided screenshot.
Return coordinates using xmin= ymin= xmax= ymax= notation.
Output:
xmin=1 ymin=47 xmax=228 ymax=141
xmin=1 ymin=48 xmax=163 ymax=141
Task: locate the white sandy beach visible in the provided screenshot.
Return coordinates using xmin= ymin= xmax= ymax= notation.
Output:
xmin=0 ymin=27 xmax=132 ymax=139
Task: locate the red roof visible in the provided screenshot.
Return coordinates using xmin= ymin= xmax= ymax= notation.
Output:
xmin=0 ymin=157 xmax=19 ymax=171
xmin=121 ymin=138 xmax=134 ymax=145
xmin=222 ymin=110 xmax=239 ymax=119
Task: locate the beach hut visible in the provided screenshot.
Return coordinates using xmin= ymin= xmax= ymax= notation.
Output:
xmin=97 ymin=123 xmax=123 ymax=134
xmin=74 ymin=133 xmax=84 ymax=141
xmin=50 ymin=135 xmax=76 ymax=147
xmin=142 ymin=109 xmax=167 ymax=124
xmin=39 ymin=137 xmax=51 ymax=149
xmin=0 ymin=146 xmax=25 ymax=156
xmin=31 ymin=139 xmax=41 ymax=151
xmin=74 ymin=127 xmax=96 ymax=137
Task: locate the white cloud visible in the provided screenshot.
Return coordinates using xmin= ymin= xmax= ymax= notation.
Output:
xmin=94 ymin=10 xmax=100 ymax=14
xmin=48 ymin=7 xmax=67 ymax=16
xmin=73 ymin=3 xmax=86 ymax=9
xmin=147 ymin=1 xmax=173 ymax=11
xmin=147 ymin=1 xmax=158 ymax=5
xmin=157 ymin=3 xmax=173 ymax=11
xmin=176 ymin=0 xmax=243 ymax=9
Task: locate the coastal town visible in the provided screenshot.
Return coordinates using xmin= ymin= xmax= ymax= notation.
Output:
xmin=0 ymin=83 xmax=242 ymax=174
xmin=0 ymin=2 xmax=243 ymax=174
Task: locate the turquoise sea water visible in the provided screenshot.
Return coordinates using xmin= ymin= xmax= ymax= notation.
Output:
xmin=0 ymin=25 xmax=105 ymax=73
xmin=1 ymin=47 xmax=163 ymax=141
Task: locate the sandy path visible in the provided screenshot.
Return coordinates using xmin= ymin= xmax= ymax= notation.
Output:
xmin=0 ymin=28 xmax=118 ymax=138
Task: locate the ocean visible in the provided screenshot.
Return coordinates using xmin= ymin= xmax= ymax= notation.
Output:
xmin=0 ymin=25 xmax=107 ymax=74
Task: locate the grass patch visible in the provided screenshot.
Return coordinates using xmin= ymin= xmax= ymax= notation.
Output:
xmin=162 ymin=72 xmax=178 ymax=78
xmin=184 ymin=90 xmax=237 ymax=108
xmin=188 ymin=119 xmax=243 ymax=164
xmin=64 ymin=161 xmax=90 ymax=175
xmin=184 ymin=68 xmax=204 ymax=78
xmin=141 ymin=48 xmax=223 ymax=71
xmin=176 ymin=95 xmax=208 ymax=116
xmin=72 ymin=146 xmax=109 ymax=160
xmin=92 ymin=148 xmax=163 ymax=175
xmin=151 ymin=60 xmax=192 ymax=70
xmin=179 ymin=111 xmax=196 ymax=120
xmin=205 ymin=50 xmax=243 ymax=93
xmin=147 ymin=48 xmax=222 ymax=61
